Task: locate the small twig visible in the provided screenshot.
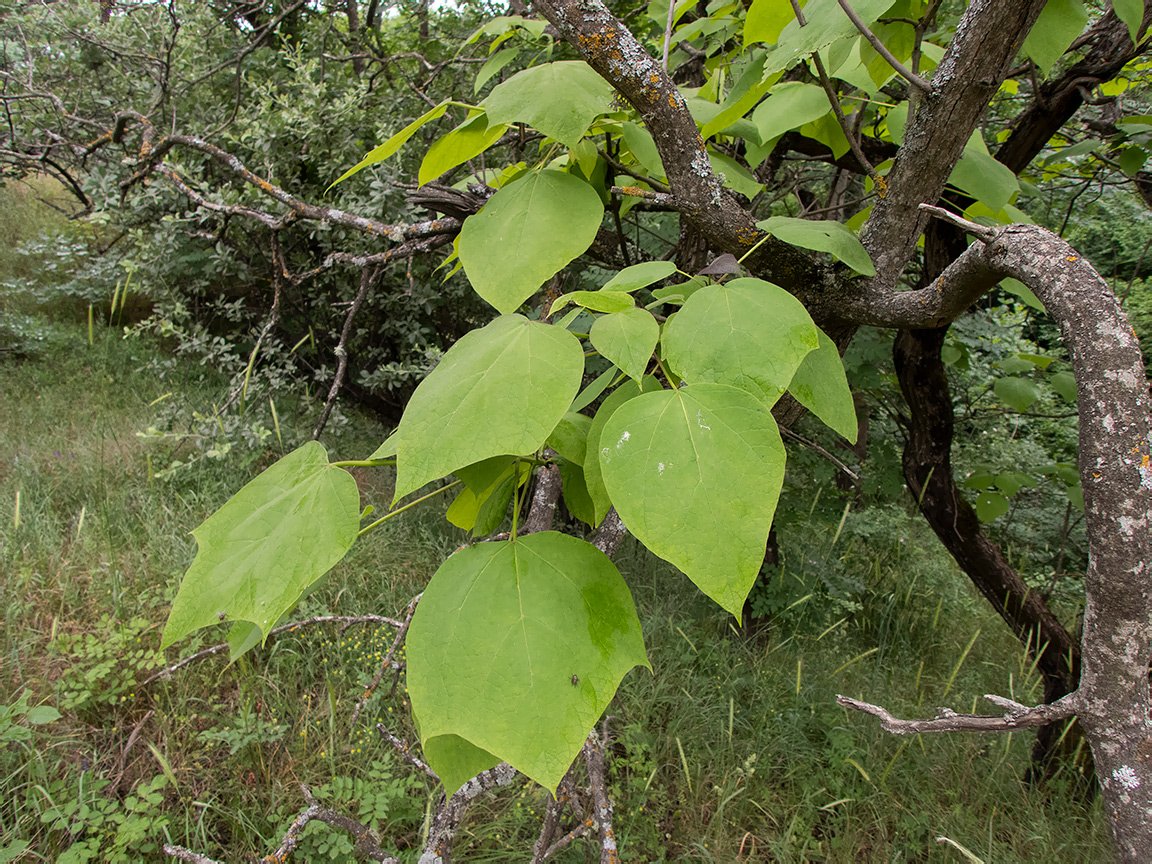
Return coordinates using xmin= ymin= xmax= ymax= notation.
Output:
xmin=836 ymin=0 xmax=932 ymax=92
xmin=918 ymin=203 xmax=997 ymax=242
xmin=662 ymin=0 xmax=676 ymax=71
xmin=837 ymin=691 xmax=1080 ymax=734
xmin=811 ymin=53 xmax=887 ymax=198
xmin=377 ymin=724 xmax=440 ymax=781
xmin=610 ymin=184 xmax=676 ymax=208
xmin=590 ymin=508 xmax=628 ymax=558
xmin=314 ymin=264 xmax=378 ymax=439
xmin=350 ymin=593 xmax=422 ymax=727
xmin=111 ymin=709 xmax=154 ymax=793
xmin=250 ymin=784 xmax=396 ymax=863
xmin=140 ymin=615 xmax=402 ymax=687
xmin=422 ymin=762 xmax=519 ymax=861
xmin=779 ymin=426 xmax=860 ymax=482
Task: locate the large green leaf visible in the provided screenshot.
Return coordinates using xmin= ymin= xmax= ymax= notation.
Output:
xmin=162 ymin=442 xmax=360 ymax=648
xmin=484 ymin=61 xmax=615 ymax=148
xmin=787 ymin=326 xmax=857 ymax=442
xmin=765 ymin=0 xmax=894 ymax=75
xmin=408 ymin=532 xmax=649 ymax=794
xmin=329 ymin=103 xmax=447 ymax=188
xmin=585 ymin=377 xmax=664 ymax=525
xmin=550 ymin=290 xmax=635 ymax=316
xmin=1023 ymin=0 xmax=1087 ymax=75
xmin=758 ymin=216 xmax=875 ymax=276
xmin=599 ymin=384 xmax=786 ymax=618
xmin=394 ymin=315 xmax=584 ymax=500
xmin=419 ymin=112 xmax=508 ymax=185
xmin=459 ymin=170 xmax=604 ymax=313
xmin=752 ymin=82 xmax=831 ymax=144
xmin=591 ymin=308 xmax=660 ymax=382
xmin=662 ymin=277 xmax=818 ymax=406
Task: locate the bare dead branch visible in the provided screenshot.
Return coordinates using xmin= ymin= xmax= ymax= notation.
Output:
xmin=376 ymin=724 xmax=440 ymax=781
xmin=582 ymin=728 xmax=618 ymax=864
xmin=918 ymin=203 xmax=997 ymax=241
xmin=163 ymin=845 xmax=223 ymax=864
xmin=837 ymin=692 xmax=1080 ymax=734
xmin=779 ymin=426 xmax=860 ymax=482
xmin=251 ymin=784 xmax=396 ymax=863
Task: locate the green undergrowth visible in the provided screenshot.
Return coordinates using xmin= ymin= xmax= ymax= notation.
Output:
xmin=0 ymin=322 xmax=1109 ymax=862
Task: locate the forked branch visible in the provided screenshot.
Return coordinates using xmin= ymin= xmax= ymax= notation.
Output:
xmin=837 ymin=692 xmax=1081 ymax=734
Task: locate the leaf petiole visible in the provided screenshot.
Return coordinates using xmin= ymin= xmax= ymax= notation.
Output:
xmin=357 ymin=480 xmax=462 ymax=538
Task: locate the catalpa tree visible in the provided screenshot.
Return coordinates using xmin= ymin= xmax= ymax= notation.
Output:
xmin=137 ymin=0 xmax=1150 ymax=859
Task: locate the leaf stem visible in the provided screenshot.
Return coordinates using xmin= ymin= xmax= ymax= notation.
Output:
xmin=655 ymin=356 xmax=679 ymax=391
xmin=332 ymin=459 xmax=396 ymax=468
xmin=357 ymin=480 xmax=461 ymax=538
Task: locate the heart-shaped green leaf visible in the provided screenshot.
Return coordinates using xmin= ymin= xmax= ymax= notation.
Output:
xmin=662 ymin=277 xmax=818 ymax=406
xmin=591 ymin=308 xmax=660 ymax=382
xmin=459 ymin=170 xmax=604 ymax=313
xmin=599 ymin=384 xmax=786 ymax=618
xmin=584 ymin=377 xmax=664 ymax=526
xmin=394 ymin=316 xmax=584 ymax=500
xmin=993 ymin=377 xmax=1042 ymax=412
xmin=407 ymin=532 xmax=649 ymax=794
xmin=484 ymin=61 xmax=615 ymax=148
xmin=162 ymin=442 xmax=360 ymax=648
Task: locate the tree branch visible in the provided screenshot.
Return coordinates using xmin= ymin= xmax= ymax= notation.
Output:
xmin=837 ymin=692 xmax=1081 ymax=734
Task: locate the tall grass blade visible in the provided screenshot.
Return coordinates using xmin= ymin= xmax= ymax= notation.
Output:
xmin=942 ymin=629 xmax=981 ymax=699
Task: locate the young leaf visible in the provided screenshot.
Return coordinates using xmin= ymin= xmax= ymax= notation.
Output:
xmin=602 ymin=260 xmax=677 ymax=293
xmin=662 ymin=277 xmax=819 ymax=406
xmin=407 ymin=533 xmax=649 ymax=794
xmin=446 ymin=456 xmax=523 ymax=535
xmin=549 ymin=290 xmax=635 ymax=316
xmin=329 ymin=103 xmax=448 ymax=188
xmin=475 ymin=49 xmax=520 ymax=95
xmin=459 ymin=170 xmax=604 ymax=313
xmin=484 ymin=61 xmax=615 ymax=148
xmin=591 ymin=307 xmax=660 ymax=382
xmin=161 ymin=442 xmax=360 ymax=648
xmin=557 ymin=458 xmax=597 ymax=526
xmin=419 ymin=113 xmax=509 ymax=186
xmin=787 ymin=326 xmax=857 ymax=442
xmin=758 ymin=216 xmax=876 ymax=276
xmin=393 ymin=315 xmax=584 ymax=501
xmin=599 ymin=384 xmax=786 ymax=620
xmin=1023 ymin=0 xmax=1088 ymax=75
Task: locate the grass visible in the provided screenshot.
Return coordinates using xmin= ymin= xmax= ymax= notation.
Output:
xmin=0 ymin=194 xmax=1112 ymax=860
xmin=0 ymin=324 xmax=1112 ymax=863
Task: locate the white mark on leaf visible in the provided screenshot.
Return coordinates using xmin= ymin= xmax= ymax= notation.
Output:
xmin=697 ymin=410 xmax=711 ymax=431
xmin=657 ymin=462 xmax=665 ymax=475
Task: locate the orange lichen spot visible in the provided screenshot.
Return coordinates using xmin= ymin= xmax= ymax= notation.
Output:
xmin=1142 ymin=454 xmax=1150 ymax=468
xmin=649 ymin=73 xmax=660 ymax=84
xmin=669 ymin=93 xmax=678 ymax=108
xmin=875 ymin=176 xmax=889 ymax=199
xmin=618 ymin=186 xmax=645 ymax=197
xmin=1065 ymin=255 xmax=1078 ymax=261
